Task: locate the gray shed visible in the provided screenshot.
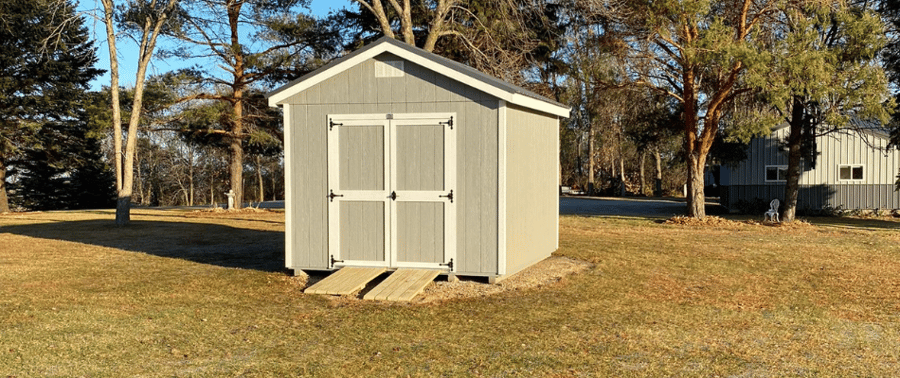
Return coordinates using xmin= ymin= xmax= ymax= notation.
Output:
xmin=267 ymin=37 xmax=569 ymax=281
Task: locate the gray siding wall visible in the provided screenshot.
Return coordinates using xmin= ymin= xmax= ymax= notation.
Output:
xmin=505 ymin=104 xmax=559 ymax=275
xmin=284 ymin=53 xmax=500 ymax=274
xmin=724 ymin=127 xmax=899 ymax=186
xmin=723 ymin=184 xmax=900 ymax=210
xmin=721 ymin=126 xmax=900 ymax=210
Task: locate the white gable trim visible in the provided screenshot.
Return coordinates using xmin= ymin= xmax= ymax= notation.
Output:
xmin=268 ymin=41 xmax=570 ymax=118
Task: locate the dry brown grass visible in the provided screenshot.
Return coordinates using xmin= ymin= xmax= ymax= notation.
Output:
xmin=2 ymin=210 xmax=899 ymax=377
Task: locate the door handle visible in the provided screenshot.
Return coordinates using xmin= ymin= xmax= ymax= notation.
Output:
xmin=389 ymin=191 xmax=397 ymax=201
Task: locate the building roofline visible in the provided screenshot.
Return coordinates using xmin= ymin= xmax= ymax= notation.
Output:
xmin=266 ymin=37 xmax=570 ymax=118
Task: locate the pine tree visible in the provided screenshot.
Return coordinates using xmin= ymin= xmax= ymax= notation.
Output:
xmin=0 ymin=0 xmax=103 ymax=212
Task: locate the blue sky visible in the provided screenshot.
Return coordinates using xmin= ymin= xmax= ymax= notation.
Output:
xmin=80 ymin=0 xmax=353 ymax=91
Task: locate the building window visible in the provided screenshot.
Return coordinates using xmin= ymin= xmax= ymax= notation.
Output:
xmin=765 ymin=165 xmax=788 ymax=182
xmin=839 ymin=165 xmax=864 ymax=181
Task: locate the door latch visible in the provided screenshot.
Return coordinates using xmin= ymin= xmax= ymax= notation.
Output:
xmin=439 ymin=190 xmax=454 ymax=203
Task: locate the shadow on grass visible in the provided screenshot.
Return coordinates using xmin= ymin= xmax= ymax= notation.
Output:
xmin=0 ymin=219 xmax=285 ymax=273
xmin=803 ymin=216 xmax=900 ymax=231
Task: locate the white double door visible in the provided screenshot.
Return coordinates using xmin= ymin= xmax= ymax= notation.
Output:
xmin=327 ymin=113 xmax=456 ymax=271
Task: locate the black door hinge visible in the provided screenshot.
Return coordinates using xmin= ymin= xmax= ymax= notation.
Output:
xmin=330 ymin=255 xmax=344 ymax=268
xmin=329 ymin=119 xmax=343 ymax=131
xmin=440 ymin=258 xmax=454 ymax=271
xmin=440 ymin=117 xmax=453 ymax=129
xmin=439 ymin=190 xmax=454 ymax=203
xmin=328 ymin=190 xmax=343 ymax=202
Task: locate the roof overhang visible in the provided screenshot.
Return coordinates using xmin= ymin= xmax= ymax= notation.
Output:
xmin=267 ymin=37 xmax=570 ymax=118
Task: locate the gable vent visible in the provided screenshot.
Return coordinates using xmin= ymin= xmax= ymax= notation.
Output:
xmin=375 ymin=60 xmax=404 ymax=78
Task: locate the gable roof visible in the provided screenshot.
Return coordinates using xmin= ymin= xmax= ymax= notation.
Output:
xmin=266 ymin=37 xmax=570 ymax=118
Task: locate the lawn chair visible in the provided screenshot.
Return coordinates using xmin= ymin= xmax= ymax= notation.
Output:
xmin=764 ymin=199 xmax=780 ymax=222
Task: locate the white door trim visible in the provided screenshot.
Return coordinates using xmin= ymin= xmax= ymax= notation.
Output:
xmin=327 ymin=113 xmax=456 ymax=271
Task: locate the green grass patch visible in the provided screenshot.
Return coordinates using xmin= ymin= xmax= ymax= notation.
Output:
xmin=1 ymin=210 xmax=899 ymax=376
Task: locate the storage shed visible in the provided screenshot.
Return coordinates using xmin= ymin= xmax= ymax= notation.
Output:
xmin=267 ymin=37 xmax=569 ymax=281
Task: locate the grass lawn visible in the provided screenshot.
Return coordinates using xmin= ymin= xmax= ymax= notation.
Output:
xmin=1 ymin=209 xmax=899 ymax=377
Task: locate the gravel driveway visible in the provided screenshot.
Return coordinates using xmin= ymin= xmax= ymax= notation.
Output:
xmin=560 ymin=196 xmax=689 ymax=218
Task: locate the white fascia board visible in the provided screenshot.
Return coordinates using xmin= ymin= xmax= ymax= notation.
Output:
xmin=510 ymin=94 xmax=570 ymax=118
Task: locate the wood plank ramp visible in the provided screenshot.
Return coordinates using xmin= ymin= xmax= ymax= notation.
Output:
xmin=363 ymin=269 xmax=440 ymax=302
xmin=304 ymin=267 xmax=386 ymax=295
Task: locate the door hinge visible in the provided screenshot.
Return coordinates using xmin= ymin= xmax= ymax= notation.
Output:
xmin=328 ymin=190 xmax=344 ymax=202
xmin=388 ymin=191 xmax=397 ymax=201
xmin=330 ymin=255 xmax=344 ymax=268
xmin=440 ymin=258 xmax=454 ymax=271
xmin=439 ymin=190 xmax=454 ymax=203
xmin=329 ymin=119 xmax=343 ymax=131
xmin=440 ymin=116 xmax=453 ymax=129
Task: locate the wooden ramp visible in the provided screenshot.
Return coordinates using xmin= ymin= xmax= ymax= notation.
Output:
xmin=363 ymin=269 xmax=440 ymax=302
xmin=304 ymin=267 xmax=386 ymax=295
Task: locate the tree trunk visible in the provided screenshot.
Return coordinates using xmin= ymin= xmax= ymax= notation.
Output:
xmin=587 ymin=124 xmax=595 ymax=195
xmin=189 ymin=160 xmax=194 ymax=207
xmin=397 ymin=0 xmax=414 ymax=45
xmin=422 ymin=0 xmax=452 ymax=52
xmin=256 ymin=155 xmax=264 ymax=203
xmin=229 ymin=138 xmax=243 ymax=209
xmin=354 ymin=0 xmax=395 ymax=40
xmin=106 ymin=0 xmax=177 ymax=225
xmin=686 ymin=151 xmax=707 ymax=217
xmin=227 ymin=2 xmax=245 ymax=210
xmin=619 ymin=157 xmax=625 ymax=197
xmin=271 ymin=160 xmax=278 ymax=201
xmin=101 ymin=0 xmax=129 ymax=225
xmin=0 ymin=159 xmax=9 ymax=212
xmin=654 ymin=149 xmax=663 ymax=197
xmin=639 ymin=151 xmax=646 ymax=196
xmin=210 ymin=171 xmax=216 ymax=206
xmin=101 ymin=0 xmax=123 ymax=194
xmin=782 ymin=97 xmax=805 ymax=223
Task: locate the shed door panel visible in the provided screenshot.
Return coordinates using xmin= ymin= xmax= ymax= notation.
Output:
xmin=396 ymin=202 xmax=444 ymax=263
xmin=328 ymin=118 xmax=390 ymax=267
xmin=338 ymin=125 xmax=385 ymax=191
xmin=390 ymin=118 xmax=456 ymax=268
xmin=340 ymin=201 xmax=386 ymax=262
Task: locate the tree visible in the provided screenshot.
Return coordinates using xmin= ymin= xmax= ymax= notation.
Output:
xmin=343 ymin=0 xmax=570 ymax=88
xmin=100 ymin=0 xmax=180 ymax=225
xmin=584 ymin=0 xmax=780 ymax=217
xmin=165 ymin=0 xmax=338 ymax=209
xmin=877 ymin=0 xmax=900 ymax=188
xmin=348 ymin=0 xmax=456 ymax=52
xmin=10 ymin=103 xmax=116 ymax=211
xmin=0 ymin=0 xmax=103 ymax=212
xmin=748 ymin=1 xmax=893 ymax=222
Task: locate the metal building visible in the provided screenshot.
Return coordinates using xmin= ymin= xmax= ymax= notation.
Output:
xmin=267 ymin=37 xmax=569 ymax=282
xmin=720 ymin=124 xmax=900 ymax=211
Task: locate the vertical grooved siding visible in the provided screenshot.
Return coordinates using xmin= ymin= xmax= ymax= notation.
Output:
xmin=722 ymin=127 xmax=900 ymax=210
xmin=284 ymin=54 xmax=499 ymax=274
xmin=505 ymin=105 xmax=559 ymax=275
